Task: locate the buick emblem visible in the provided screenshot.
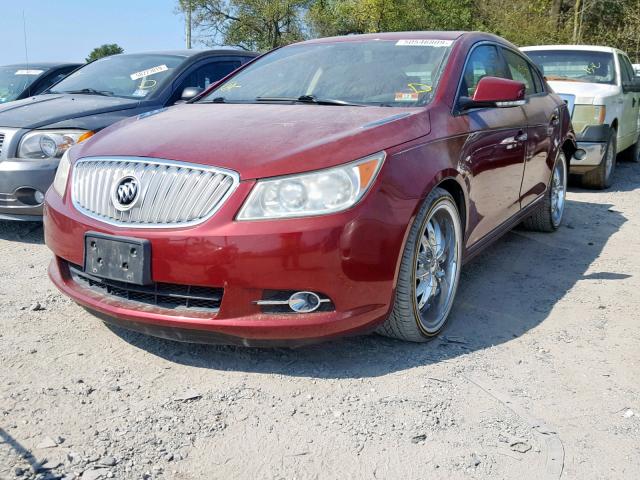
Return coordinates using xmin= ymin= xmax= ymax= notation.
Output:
xmin=111 ymin=176 xmax=140 ymax=211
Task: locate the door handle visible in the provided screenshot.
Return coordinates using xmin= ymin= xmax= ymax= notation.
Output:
xmin=634 ymin=98 xmax=637 ymax=108
xmin=515 ymin=131 xmax=528 ymax=142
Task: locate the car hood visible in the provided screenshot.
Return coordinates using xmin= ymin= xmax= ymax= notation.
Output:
xmin=74 ymin=103 xmax=431 ymax=179
xmin=0 ymin=94 xmax=142 ymax=129
xmin=546 ymin=81 xmax=619 ymax=103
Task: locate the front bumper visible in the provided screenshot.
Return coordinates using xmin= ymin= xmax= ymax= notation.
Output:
xmin=0 ymin=158 xmax=59 ymax=220
xmin=569 ymin=124 xmax=609 ymax=172
xmin=44 ymin=174 xmax=412 ymax=345
xmin=570 ymin=141 xmax=606 ymax=171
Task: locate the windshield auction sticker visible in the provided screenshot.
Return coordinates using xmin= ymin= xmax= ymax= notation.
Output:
xmin=15 ymin=69 xmax=44 ymax=75
xmin=130 ymin=65 xmax=169 ymax=80
xmin=396 ymin=39 xmax=453 ymax=47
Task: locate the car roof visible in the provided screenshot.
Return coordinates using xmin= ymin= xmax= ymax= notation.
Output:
xmin=110 ymin=49 xmax=258 ymax=59
xmin=521 ymin=45 xmax=623 ymax=54
xmin=1 ymin=62 xmax=83 ymax=69
xmin=299 ymin=31 xmax=467 ymax=45
xmin=296 ymin=31 xmax=518 ymax=50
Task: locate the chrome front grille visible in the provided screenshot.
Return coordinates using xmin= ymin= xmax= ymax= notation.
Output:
xmin=71 ymin=157 xmax=239 ymax=227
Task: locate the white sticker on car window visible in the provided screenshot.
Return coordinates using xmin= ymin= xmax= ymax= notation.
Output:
xmin=396 ymin=40 xmax=453 ymax=47
xmin=130 ymin=65 xmax=169 ymax=80
xmin=15 ymin=69 xmax=44 ymax=75
xmin=132 ymin=89 xmax=149 ymax=97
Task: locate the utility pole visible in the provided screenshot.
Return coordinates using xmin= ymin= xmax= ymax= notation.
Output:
xmin=185 ymin=0 xmax=192 ymax=49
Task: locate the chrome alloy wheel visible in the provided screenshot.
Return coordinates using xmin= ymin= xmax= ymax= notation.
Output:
xmin=413 ymin=201 xmax=462 ymax=334
xmin=550 ymin=155 xmax=567 ymax=227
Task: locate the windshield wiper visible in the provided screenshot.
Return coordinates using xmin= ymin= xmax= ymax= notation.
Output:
xmin=55 ymin=88 xmax=113 ymax=96
xmin=255 ymin=95 xmax=364 ymax=106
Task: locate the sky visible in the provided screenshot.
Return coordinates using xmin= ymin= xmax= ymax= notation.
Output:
xmin=0 ymin=0 xmax=189 ymax=65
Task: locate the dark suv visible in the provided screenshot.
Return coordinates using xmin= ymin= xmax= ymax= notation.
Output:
xmin=0 ymin=50 xmax=256 ymax=221
xmin=0 ymin=62 xmax=82 ymax=105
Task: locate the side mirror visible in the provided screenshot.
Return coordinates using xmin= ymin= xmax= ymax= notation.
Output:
xmin=178 ymin=86 xmax=204 ymax=103
xmin=460 ymin=76 xmax=526 ymax=110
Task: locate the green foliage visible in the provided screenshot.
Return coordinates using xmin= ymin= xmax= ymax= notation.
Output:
xmin=178 ymin=0 xmax=640 ymax=60
xmin=307 ymin=0 xmax=474 ymax=37
xmin=180 ymin=0 xmax=311 ymax=51
xmin=86 ymin=44 xmax=124 ymax=63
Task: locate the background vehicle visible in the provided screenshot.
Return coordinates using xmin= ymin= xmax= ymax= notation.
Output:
xmin=522 ymin=45 xmax=640 ymax=188
xmin=0 ymin=49 xmax=256 ymax=221
xmin=45 ymin=32 xmax=577 ymax=345
xmin=0 ymin=62 xmax=81 ymax=104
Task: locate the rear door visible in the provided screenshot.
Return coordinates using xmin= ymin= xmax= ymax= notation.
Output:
xmin=455 ymin=43 xmax=528 ymax=246
xmin=502 ymin=47 xmax=560 ymax=207
xmin=617 ymin=53 xmax=640 ymax=149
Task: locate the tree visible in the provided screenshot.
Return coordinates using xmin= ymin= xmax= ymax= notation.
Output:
xmin=307 ymin=0 xmax=474 ymax=37
xmin=86 ymin=44 xmax=124 ymax=62
xmin=177 ymin=0 xmax=311 ymax=51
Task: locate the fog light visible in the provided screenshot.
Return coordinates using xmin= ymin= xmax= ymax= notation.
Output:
xmin=14 ymin=187 xmax=45 ymax=206
xmin=288 ymin=291 xmax=322 ymax=313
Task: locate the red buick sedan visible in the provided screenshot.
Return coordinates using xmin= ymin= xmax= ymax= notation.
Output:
xmin=44 ymin=31 xmax=577 ymax=345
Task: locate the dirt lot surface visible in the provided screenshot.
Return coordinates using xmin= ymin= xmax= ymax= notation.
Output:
xmin=1 ymin=162 xmax=639 ymax=480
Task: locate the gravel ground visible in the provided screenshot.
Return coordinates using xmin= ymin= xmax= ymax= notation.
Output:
xmin=1 ymin=161 xmax=639 ymax=480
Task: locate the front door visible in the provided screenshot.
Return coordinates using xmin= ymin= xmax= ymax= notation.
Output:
xmin=618 ymin=53 xmax=640 ymax=150
xmin=456 ymin=44 xmax=527 ymax=246
xmin=501 ymin=47 xmax=558 ymax=207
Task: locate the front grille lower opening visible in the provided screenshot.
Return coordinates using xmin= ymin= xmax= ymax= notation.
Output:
xmin=67 ymin=262 xmax=223 ymax=313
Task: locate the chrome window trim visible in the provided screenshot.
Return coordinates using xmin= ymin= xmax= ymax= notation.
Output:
xmin=71 ymin=156 xmax=240 ymax=229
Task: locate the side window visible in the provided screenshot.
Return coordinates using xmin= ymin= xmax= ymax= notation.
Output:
xmin=460 ymin=45 xmax=507 ymax=97
xmin=502 ymin=49 xmax=536 ymax=94
xmin=180 ymin=61 xmax=241 ymax=92
xmin=35 ymin=67 xmax=77 ymax=94
xmin=530 ymin=65 xmax=544 ymax=93
xmin=618 ymin=54 xmax=634 ymax=83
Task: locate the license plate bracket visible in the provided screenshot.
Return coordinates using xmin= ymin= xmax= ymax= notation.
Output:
xmin=84 ymin=232 xmax=151 ymax=285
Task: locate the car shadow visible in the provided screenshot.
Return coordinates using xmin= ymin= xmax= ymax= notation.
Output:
xmin=108 ymin=197 xmax=626 ymax=379
xmin=0 ymin=220 xmax=44 ymax=245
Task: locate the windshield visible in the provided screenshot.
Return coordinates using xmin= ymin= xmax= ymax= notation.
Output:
xmin=50 ymin=54 xmax=186 ymax=99
xmin=526 ymin=50 xmax=616 ymax=85
xmin=200 ymin=39 xmax=453 ymax=107
xmin=0 ymin=66 xmax=47 ymax=103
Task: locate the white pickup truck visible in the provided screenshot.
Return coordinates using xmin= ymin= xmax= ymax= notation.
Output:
xmin=522 ymin=45 xmax=640 ymax=188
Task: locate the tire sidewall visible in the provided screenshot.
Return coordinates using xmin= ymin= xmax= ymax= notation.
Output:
xmin=409 ymin=191 xmax=463 ymax=337
xmin=550 ymin=151 xmax=567 ymax=229
xmin=603 ymin=131 xmax=617 ymax=185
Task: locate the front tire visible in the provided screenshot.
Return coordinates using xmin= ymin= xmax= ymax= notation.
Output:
xmin=522 ymin=151 xmax=567 ymax=232
xmin=582 ymin=130 xmax=616 ymax=189
xmin=377 ymin=188 xmax=463 ymax=342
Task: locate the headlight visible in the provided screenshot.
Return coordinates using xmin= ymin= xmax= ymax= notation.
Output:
xmin=52 ymin=150 xmax=71 ymax=197
xmin=572 ymin=105 xmax=606 ymax=133
xmin=237 ymin=152 xmax=385 ymax=220
xmin=18 ymin=129 xmax=94 ymax=159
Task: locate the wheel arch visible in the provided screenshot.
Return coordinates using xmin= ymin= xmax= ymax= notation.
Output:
xmin=435 ymin=177 xmax=467 ymax=237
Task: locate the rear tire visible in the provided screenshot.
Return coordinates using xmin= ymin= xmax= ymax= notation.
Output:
xmin=522 ymin=151 xmax=567 ymax=232
xmin=377 ymin=188 xmax=463 ymax=342
xmin=582 ymin=130 xmax=616 ymax=189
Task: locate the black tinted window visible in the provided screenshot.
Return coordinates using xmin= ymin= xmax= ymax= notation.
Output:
xmin=180 ymin=61 xmax=241 ymax=91
xmin=503 ymin=49 xmax=536 ymax=94
xmin=618 ymin=54 xmax=634 ymax=83
xmin=461 ymin=45 xmax=507 ymax=97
